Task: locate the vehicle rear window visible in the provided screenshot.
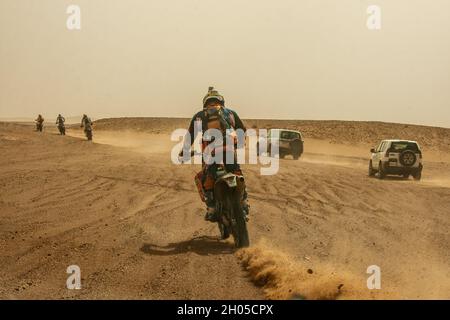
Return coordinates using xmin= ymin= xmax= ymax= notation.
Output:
xmin=280 ymin=131 xmax=300 ymax=140
xmin=390 ymin=142 xmax=419 ymax=152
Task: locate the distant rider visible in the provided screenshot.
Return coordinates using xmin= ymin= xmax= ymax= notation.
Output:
xmin=35 ymin=114 xmax=44 ymax=131
xmin=80 ymin=114 xmax=92 ymax=132
xmin=56 ymin=114 xmax=65 ymax=125
xmin=56 ymin=114 xmax=66 ymax=135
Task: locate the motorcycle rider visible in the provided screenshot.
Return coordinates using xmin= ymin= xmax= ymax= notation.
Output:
xmin=35 ymin=114 xmax=44 ymax=131
xmin=56 ymin=114 xmax=65 ymax=135
xmin=80 ymin=114 xmax=92 ymax=130
xmin=179 ymin=87 xmax=249 ymax=222
xmin=80 ymin=114 xmax=93 ymax=140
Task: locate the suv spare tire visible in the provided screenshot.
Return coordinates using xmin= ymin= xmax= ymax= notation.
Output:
xmin=399 ymin=150 xmax=416 ymax=167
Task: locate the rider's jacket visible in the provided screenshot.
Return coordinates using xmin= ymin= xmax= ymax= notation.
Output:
xmin=81 ymin=116 xmax=92 ymax=131
xmin=56 ymin=116 xmax=65 ymax=125
xmin=183 ymin=107 xmax=246 ymax=154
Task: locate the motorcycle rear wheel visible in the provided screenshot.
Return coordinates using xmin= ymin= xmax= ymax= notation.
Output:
xmin=218 ymin=222 xmax=230 ymax=240
xmin=229 ymin=195 xmax=249 ymax=248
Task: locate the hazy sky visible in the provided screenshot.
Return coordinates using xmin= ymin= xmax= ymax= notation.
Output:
xmin=1 ymin=0 xmax=449 ymax=127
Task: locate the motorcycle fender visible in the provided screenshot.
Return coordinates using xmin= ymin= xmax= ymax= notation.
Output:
xmin=223 ymin=175 xmax=237 ymax=188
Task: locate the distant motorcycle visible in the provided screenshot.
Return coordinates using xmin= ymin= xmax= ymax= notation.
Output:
xmin=57 ymin=123 xmax=65 ymax=135
xmin=36 ymin=122 xmax=43 ymax=132
xmin=80 ymin=116 xmax=93 ymax=141
xmin=81 ymin=123 xmax=93 ymax=141
xmin=85 ymin=128 xmax=93 ymax=141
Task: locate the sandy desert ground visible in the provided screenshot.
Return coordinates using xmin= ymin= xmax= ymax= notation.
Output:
xmin=0 ymin=118 xmax=449 ymax=299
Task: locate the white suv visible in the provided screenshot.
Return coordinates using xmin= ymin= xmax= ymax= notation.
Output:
xmin=369 ymin=140 xmax=423 ymax=180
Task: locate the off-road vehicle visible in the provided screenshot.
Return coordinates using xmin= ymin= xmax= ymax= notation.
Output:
xmin=369 ymin=140 xmax=423 ymax=180
xmin=257 ymin=129 xmax=304 ymax=159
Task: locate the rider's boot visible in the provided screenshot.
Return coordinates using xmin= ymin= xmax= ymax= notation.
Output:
xmin=204 ymin=191 xmax=218 ymax=222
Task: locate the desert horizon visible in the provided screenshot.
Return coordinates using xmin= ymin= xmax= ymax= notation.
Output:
xmin=4 ymin=115 xmax=450 ymax=128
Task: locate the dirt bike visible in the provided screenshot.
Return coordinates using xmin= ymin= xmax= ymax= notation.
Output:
xmin=57 ymin=124 xmax=65 ymax=135
xmin=181 ymin=151 xmax=250 ymax=248
xmin=35 ymin=122 xmax=43 ymax=132
xmin=81 ymin=124 xmax=93 ymax=141
xmin=85 ymin=128 xmax=93 ymax=141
